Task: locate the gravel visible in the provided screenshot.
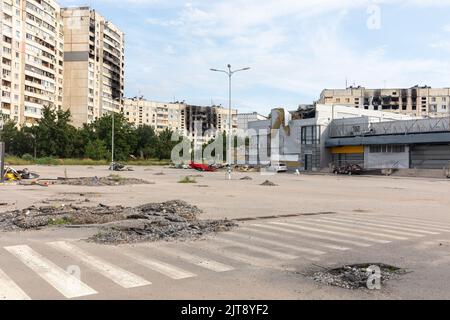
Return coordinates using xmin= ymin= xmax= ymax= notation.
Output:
xmin=310 ymin=263 xmax=406 ymax=290
xmin=0 ymin=200 xmax=237 ymax=244
xmin=260 ymin=180 xmax=278 ymax=186
xmin=57 ymin=175 xmax=152 ymax=186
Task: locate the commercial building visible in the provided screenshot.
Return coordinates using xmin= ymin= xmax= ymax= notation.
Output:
xmin=1 ymin=0 xmax=64 ymax=126
xmin=318 ymin=86 xmax=450 ymax=118
xmin=237 ymin=112 xmax=267 ymax=131
xmin=61 ymin=7 xmax=125 ymax=127
xmin=247 ymin=105 xmax=414 ymax=171
xmin=123 ymin=97 xmax=185 ymax=133
xmin=326 ymin=116 xmax=450 ymax=170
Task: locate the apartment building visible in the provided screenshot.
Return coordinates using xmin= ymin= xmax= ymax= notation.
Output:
xmin=62 ymin=7 xmax=124 ymax=127
xmin=123 ymin=97 xmax=185 ymax=133
xmin=1 ymin=0 xmax=64 ymax=126
xmin=319 ymin=86 xmax=450 ymax=118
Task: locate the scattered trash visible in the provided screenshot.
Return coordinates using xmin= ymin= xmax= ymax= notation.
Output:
xmin=3 ymin=167 xmax=40 ymax=181
xmin=260 ymin=180 xmax=278 ymax=186
xmin=310 ymin=263 xmax=406 ymax=290
xmin=109 ymin=162 xmax=134 ymax=172
xmin=154 ymin=172 xmax=165 ymax=176
xmin=56 ymin=174 xmax=151 ymax=186
xmin=240 ymin=176 xmax=253 ymax=181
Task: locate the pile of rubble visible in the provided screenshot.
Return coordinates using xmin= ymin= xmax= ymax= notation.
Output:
xmin=311 ymin=263 xmax=405 ymax=290
xmin=260 ymin=180 xmax=278 ymax=186
xmin=0 ymin=200 xmax=237 ymax=244
xmin=57 ymin=174 xmax=151 ymax=186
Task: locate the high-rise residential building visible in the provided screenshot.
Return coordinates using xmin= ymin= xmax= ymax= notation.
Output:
xmin=1 ymin=0 xmax=64 ymax=126
xmin=123 ymin=97 xmax=186 ymax=133
xmin=61 ymin=6 xmax=124 ymax=127
xmin=123 ymin=97 xmax=237 ymax=141
xmin=318 ymin=86 xmax=450 ymax=118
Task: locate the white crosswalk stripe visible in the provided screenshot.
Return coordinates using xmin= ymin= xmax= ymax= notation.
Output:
xmin=360 ymin=216 xmax=450 ymax=233
xmin=305 ymin=218 xmax=417 ymax=239
xmin=211 ymin=236 xmax=299 ymax=260
xmin=4 ymin=245 xmax=97 ymax=299
xmin=293 ymin=219 xmax=408 ymax=241
xmin=0 ymin=268 xmax=31 ymax=300
xmin=47 ymin=241 xmax=151 ymax=288
xmin=271 ymin=222 xmax=390 ymax=244
xmin=154 ymin=247 xmax=235 ymax=272
xmin=385 ymin=216 xmax=450 ymax=229
xmin=252 ymin=223 xmax=372 ymax=247
xmin=225 ymin=231 xmax=326 ymax=256
xmin=372 ymin=217 xmax=450 ymax=232
xmin=191 ymin=241 xmax=285 ymax=266
xmin=120 ymin=250 xmax=196 ymax=280
xmin=239 ymin=226 xmax=350 ymax=251
xmin=320 ymin=216 xmax=438 ymax=235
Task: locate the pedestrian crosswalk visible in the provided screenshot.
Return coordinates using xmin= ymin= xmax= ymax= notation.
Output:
xmin=0 ymin=213 xmax=449 ymax=299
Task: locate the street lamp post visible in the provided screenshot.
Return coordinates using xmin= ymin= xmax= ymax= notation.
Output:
xmin=210 ymin=64 xmax=250 ymax=180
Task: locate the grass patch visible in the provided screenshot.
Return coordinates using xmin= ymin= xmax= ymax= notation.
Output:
xmin=4 ymin=156 xmax=170 ymax=166
xmin=178 ymin=176 xmax=197 ymax=184
xmin=48 ymin=217 xmax=73 ymax=226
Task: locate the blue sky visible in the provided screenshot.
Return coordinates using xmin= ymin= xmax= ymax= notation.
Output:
xmin=60 ymin=0 xmax=450 ymax=114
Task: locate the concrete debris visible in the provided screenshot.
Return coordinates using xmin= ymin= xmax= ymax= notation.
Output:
xmin=260 ymin=180 xmax=278 ymax=186
xmin=311 ymin=263 xmax=405 ymax=290
xmin=57 ymin=174 xmax=152 ymax=186
xmin=240 ymin=176 xmax=253 ymax=181
xmin=0 ymin=200 xmax=238 ymax=244
xmin=154 ymin=172 xmax=165 ymax=176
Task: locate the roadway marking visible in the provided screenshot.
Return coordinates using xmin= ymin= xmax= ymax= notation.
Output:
xmin=155 ymin=247 xmax=234 ymax=272
xmin=320 ymin=216 xmax=438 ymax=235
xmin=371 ymin=217 xmax=450 ymax=232
xmin=252 ymin=223 xmax=371 ymax=247
xmin=271 ymin=222 xmax=390 ymax=244
xmin=4 ymin=245 xmax=97 ymax=299
xmin=240 ymin=226 xmax=350 ymax=251
xmin=225 ymin=232 xmax=326 ymax=256
xmin=303 ymin=219 xmax=410 ymax=240
xmin=47 ymin=241 xmax=151 ymax=288
xmin=0 ymin=268 xmax=31 ymax=300
xmin=120 ymin=250 xmax=196 ymax=280
xmin=211 ymin=236 xmax=299 ymax=260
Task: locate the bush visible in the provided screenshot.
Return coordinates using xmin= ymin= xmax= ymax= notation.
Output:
xmin=85 ymin=139 xmax=108 ymax=160
xmin=35 ymin=157 xmax=59 ymax=165
xmin=21 ymin=153 xmax=34 ymax=161
xmin=178 ymin=176 xmax=197 ymax=184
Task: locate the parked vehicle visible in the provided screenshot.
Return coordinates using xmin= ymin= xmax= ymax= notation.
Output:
xmin=189 ymin=161 xmax=218 ymax=172
xmin=332 ymin=164 xmax=363 ymax=175
xmin=270 ymin=163 xmax=288 ymax=173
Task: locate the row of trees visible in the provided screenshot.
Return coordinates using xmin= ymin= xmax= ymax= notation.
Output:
xmin=0 ymin=107 xmax=181 ymax=161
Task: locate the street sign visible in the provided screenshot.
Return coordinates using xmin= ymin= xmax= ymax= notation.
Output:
xmin=0 ymin=142 xmax=4 ymax=182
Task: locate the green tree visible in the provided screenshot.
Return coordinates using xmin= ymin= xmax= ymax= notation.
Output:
xmin=84 ymin=139 xmax=108 ymax=160
xmin=134 ymin=125 xmax=158 ymax=159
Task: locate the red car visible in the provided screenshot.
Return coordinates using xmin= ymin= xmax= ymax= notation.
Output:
xmin=189 ymin=161 xmax=218 ymax=172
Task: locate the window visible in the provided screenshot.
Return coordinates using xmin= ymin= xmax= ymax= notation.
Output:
xmin=301 ymin=125 xmax=321 ymax=145
xmin=369 ymin=145 xmax=405 ymax=153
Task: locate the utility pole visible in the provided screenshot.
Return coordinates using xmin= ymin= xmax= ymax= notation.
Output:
xmin=210 ymin=64 xmax=250 ymax=180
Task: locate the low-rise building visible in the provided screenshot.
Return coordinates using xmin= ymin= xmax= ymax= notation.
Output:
xmin=237 ymin=112 xmax=267 ymax=131
xmin=247 ymin=105 xmax=414 ymax=171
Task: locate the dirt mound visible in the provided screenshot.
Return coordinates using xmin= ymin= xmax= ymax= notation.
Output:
xmin=58 ymin=174 xmax=151 ymax=186
xmin=260 ymin=180 xmax=278 ymax=186
xmin=0 ymin=200 xmax=237 ymax=244
xmin=311 ymin=263 xmax=406 ymax=290
xmin=240 ymin=176 xmax=253 ymax=181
